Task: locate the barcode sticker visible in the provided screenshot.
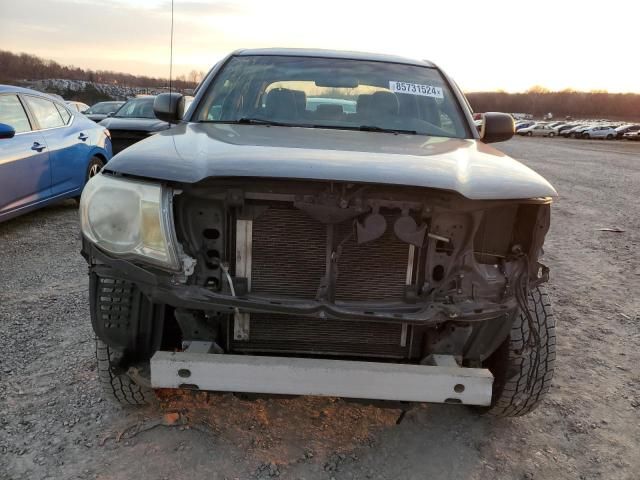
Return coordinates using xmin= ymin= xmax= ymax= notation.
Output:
xmin=389 ymin=81 xmax=444 ymax=99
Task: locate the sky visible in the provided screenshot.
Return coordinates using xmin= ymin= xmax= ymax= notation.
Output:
xmin=1 ymin=0 xmax=639 ymax=93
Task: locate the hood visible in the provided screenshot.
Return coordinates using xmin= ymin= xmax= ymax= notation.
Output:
xmin=105 ymin=123 xmax=557 ymax=200
xmin=99 ymin=117 xmax=168 ymax=131
xmin=86 ymin=113 xmax=108 ymax=122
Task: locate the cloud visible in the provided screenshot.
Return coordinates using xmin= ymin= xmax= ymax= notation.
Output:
xmin=172 ymin=1 xmax=245 ymax=16
xmin=2 ymin=0 xmax=639 ymax=91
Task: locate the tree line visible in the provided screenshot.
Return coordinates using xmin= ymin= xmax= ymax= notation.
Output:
xmin=0 ymin=50 xmax=204 ymax=90
xmin=467 ymin=87 xmax=640 ymax=120
xmin=2 ymin=50 xmax=639 ymax=119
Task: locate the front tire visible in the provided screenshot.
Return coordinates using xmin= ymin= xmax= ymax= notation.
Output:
xmin=86 ymin=156 xmax=104 ymax=181
xmin=75 ymin=156 xmax=105 ymax=205
xmin=96 ymin=339 xmax=154 ymax=406
xmin=548 ymin=132 xmax=555 ymax=137
xmin=482 ymin=286 xmax=556 ymax=417
xmin=527 ymin=131 xmax=533 ymax=136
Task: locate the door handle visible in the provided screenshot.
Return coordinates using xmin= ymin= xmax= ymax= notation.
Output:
xmin=31 ymin=142 xmax=46 ymax=152
xmin=78 ymin=133 xmax=89 ymax=141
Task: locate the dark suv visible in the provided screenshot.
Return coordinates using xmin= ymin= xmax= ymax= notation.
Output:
xmin=80 ymin=49 xmax=557 ymax=417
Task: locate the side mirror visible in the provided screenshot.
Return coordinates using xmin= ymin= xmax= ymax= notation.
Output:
xmin=0 ymin=123 xmax=16 ymax=139
xmin=107 ymin=112 xmax=114 ymax=117
xmin=153 ymin=92 xmax=184 ymax=123
xmin=480 ymin=112 xmax=514 ymax=143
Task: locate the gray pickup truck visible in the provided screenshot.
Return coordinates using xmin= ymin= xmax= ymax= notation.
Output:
xmin=80 ymin=48 xmax=556 ymax=417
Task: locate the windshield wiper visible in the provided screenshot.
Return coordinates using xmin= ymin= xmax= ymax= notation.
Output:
xmin=358 ymin=125 xmax=417 ymax=135
xmin=200 ymin=118 xmax=418 ymax=135
xmin=201 ymin=117 xmax=298 ymax=127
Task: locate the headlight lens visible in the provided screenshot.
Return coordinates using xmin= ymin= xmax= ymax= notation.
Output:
xmin=80 ymin=173 xmax=180 ymax=270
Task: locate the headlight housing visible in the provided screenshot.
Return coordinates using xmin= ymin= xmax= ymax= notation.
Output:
xmin=80 ymin=173 xmax=180 ymax=270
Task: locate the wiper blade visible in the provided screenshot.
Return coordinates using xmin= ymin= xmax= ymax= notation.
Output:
xmin=200 ymin=118 xmax=418 ymax=134
xmin=358 ymin=125 xmax=417 ymax=134
xmin=237 ymin=117 xmax=292 ymax=126
xmin=201 ymin=118 xmax=297 ymax=127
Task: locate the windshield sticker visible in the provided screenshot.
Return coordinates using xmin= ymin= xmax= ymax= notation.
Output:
xmin=389 ymin=81 xmax=444 ymax=99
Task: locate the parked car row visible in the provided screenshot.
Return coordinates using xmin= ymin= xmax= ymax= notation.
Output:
xmin=515 ymin=119 xmax=640 ymax=140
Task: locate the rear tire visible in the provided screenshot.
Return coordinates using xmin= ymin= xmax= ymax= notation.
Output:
xmin=583 ymin=133 xmax=590 ymax=139
xmin=96 ymin=338 xmax=155 ymax=406
xmin=527 ymin=131 xmax=533 ymax=136
xmin=606 ymin=134 xmax=613 ymax=140
xmin=548 ymin=132 xmax=555 ymax=137
xmin=482 ymin=286 xmax=556 ymax=417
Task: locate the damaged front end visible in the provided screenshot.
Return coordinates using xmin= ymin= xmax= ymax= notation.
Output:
xmin=93 ymin=178 xmax=547 ymax=363
xmin=82 ymin=175 xmax=552 ymax=405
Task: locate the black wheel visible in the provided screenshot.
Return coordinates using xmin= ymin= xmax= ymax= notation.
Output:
xmin=527 ymin=131 xmax=533 ymax=136
xmin=482 ymin=286 xmax=556 ymax=417
xmin=96 ymin=338 xmax=155 ymax=406
xmin=86 ymin=156 xmax=104 ymax=181
xmin=583 ymin=133 xmax=590 ymax=139
xmin=606 ymin=134 xmax=613 ymax=140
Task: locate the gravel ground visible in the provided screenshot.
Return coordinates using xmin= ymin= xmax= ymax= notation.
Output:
xmin=1 ymin=137 xmax=638 ymax=480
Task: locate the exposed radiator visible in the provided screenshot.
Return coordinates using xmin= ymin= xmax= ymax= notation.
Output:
xmin=334 ymin=218 xmax=410 ymax=301
xmin=231 ymin=313 xmax=410 ymax=358
xmin=250 ymin=207 xmax=410 ymax=302
xmin=251 ymin=207 xmax=327 ymax=299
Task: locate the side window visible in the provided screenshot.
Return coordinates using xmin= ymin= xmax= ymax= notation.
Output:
xmin=24 ymin=96 xmax=65 ymax=129
xmin=55 ymin=104 xmax=72 ymax=124
xmin=0 ymin=95 xmax=32 ymax=133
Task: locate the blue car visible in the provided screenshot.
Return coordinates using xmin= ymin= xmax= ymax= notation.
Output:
xmin=0 ymin=85 xmax=112 ymax=222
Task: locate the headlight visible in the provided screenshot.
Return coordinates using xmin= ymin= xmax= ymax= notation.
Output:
xmin=80 ymin=173 xmax=180 ymax=270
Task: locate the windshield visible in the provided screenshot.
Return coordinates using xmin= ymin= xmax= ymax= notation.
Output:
xmin=87 ymin=102 xmax=122 ymax=114
xmin=195 ymin=55 xmax=469 ymax=138
xmin=113 ymin=98 xmax=156 ymax=119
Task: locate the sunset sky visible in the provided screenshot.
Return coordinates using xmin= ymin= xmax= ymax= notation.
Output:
xmin=1 ymin=0 xmax=639 ymax=93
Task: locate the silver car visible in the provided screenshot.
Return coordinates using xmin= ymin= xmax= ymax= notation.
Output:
xmin=65 ymin=100 xmax=90 ymax=113
xmin=518 ymin=123 xmax=556 ymax=137
xmin=580 ymin=126 xmax=617 ymax=139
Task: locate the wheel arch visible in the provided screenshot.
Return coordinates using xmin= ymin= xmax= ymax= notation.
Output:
xmin=87 ymin=146 xmax=110 ymax=165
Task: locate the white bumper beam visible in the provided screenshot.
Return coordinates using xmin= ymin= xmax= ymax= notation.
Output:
xmin=151 ymin=352 xmax=494 ymax=406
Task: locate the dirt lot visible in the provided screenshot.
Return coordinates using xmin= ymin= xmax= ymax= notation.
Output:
xmin=1 ymin=137 xmax=638 ymax=480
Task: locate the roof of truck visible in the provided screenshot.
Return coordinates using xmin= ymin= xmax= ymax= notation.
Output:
xmin=234 ymin=48 xmax=436 ymax=68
